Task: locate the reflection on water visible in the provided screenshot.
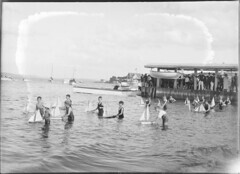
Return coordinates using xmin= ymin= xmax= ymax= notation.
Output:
xmin=1 ymin=80 xmax=238 ymax=173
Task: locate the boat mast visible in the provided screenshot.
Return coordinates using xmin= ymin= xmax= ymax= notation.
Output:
xmin=51 ymin=64 xmax=53 ymax=78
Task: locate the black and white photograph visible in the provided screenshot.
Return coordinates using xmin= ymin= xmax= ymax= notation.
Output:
xmin=1 ymin=1 xmax=239 ymax=173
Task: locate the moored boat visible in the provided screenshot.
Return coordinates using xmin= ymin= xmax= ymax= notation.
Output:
xmin=1 ymin=77 xmax=13 ymax=81
xmin=73 ymin=85 xmax=138 ymax=96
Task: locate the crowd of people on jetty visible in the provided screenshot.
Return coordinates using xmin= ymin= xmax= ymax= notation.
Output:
xmin=140 ymin=72 xmax=238 ymax=92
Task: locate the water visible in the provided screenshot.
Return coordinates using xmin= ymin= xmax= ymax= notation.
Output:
xmin=1 ymin=80 xmax=239 ymax=172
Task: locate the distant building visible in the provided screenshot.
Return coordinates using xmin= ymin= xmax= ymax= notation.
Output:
xmin=109 ymin=73 xmax=142 ymax=83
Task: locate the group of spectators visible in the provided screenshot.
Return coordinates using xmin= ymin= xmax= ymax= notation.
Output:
xmin=140 ymin=74 xmax=155 ymax=89
xmin=140 ymin=72 xmax=238 ymax=92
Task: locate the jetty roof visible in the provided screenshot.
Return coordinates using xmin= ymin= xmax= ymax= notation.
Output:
xmin=144 ymin=63 xmax=238 ymax=71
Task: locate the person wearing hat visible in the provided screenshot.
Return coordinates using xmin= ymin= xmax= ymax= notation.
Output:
xmin=63 ymin=100 xmax=74 ymax=122
xmin=43 ymin=103 xmax=52 ymax=125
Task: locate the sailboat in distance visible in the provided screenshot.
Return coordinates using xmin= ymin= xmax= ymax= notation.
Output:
xmin=49 ymin=64 xmax=53 ymax=83
xmin=69 ymin=68 xmax=76 ymax=85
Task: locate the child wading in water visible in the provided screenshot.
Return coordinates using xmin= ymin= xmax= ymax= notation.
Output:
xmin=62 ymin=101 xmax=74 ymax=122
xmin=104 ymin=101 xmax=124 ymax=119
xmin=115 ymin=101 xmax=124 ymax=119
xmin=168 ymin=96 xmax=176 ymax=103
xmin=155 ymin=98 xmax=168 ymax=130
xmin=224 ymin=96 xmax=231 ymax=105
xmin=43 ymin=103 xmax=52 ymax=125
xmin=91 ymin=96 xmax=104 ymax=116
xmin=36 ymin=96 xmax=45 ymax=118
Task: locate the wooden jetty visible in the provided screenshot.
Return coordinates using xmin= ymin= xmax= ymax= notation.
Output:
xmin=141 ymin=64 xmax=238 ymax=102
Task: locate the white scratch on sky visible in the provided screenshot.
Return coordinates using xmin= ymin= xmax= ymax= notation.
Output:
xmin=138 ymin=13 xmax=215 ymax=65
xmin=15 ymin=11 xmax=104 ymax=95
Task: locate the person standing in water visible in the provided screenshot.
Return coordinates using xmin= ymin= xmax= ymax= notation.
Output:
xmin=224 ymin=96 xmax=231 ymax=105
xmin=91 ymin=96 xmax=104 ymax=116
xmin=65 ymin=94 xmax=72 ymax=107
xmin=168 ymin=96 xmax=176 ymax=103
xmin=156 ymin=99 xmax=168 ymax=130
xmin=192 ymin=96 xmax=199 ymax=109
xmin=43 ymin=103 xmax=52 ymax=125
xmin=219 ymin=96 xmax=225 ymax=110
xmin=103 ymin=101 xmax=124 ymax=119
xmin=63 ymin=101 xmax=74 ymax=122
xmin=115 ymin=101 xmax=124 ymax=119
xmin=36 ymin=96 xmax=45 ymax=118
xmin=204 ymin=101 xmax=210 ymax=113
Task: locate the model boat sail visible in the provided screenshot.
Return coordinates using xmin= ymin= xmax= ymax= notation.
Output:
xmin=185 ymin=99 xmax=191 ymax=111
xmin=194 ymin=104 xmax=206 ymax=112
xmin=85 ymin=101 xmax=95 ymax=112
xmin=210 ymin=97 xmax=215 ymax=108
xmin=28 ymin=110 xmax=43 ymax=123
xmin=140 ymin=106 xmax=150 ymax=121
xmin=51 ymin=97 xmax=62 ymax=117
xmin=140 ymin=98 xmax=145 ymax=106
xmin=103 ymin=104 xmax=108 ymax=116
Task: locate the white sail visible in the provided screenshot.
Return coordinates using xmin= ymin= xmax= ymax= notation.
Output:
xmin=140 ymin=110 xmax=146 ymax=121
xmin=199 ymin=104 xmax=206 ymax=112
xmin=85 ymin=101 xmax=94 ymax=112
xmin=51 ymin=97 xmax=62 ymax=117
xmin=140 ymin=106 xmax=150 ymax=121
xmin=210 ymin=97 xmax=215 ymax=107
xmin=194 ymin=106 xmax=199 ymax=112
xmin=195 ymin=104 xmax=206 ymax=112
xmin=57 ymin=97 xmax=64 ymax=107
xmin=28 ymin=110 xmax=43 ymax=123
xmin=185 ymin=100 xmax=191 ymax=111
xmin=146 ymin=106 xmax=150 ymax=120
xmin=103 ymin=104 xmax=108 ymax=116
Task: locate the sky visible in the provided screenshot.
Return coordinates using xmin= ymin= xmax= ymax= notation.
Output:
xmin=1 ymin=2 xmax=238 ymax=80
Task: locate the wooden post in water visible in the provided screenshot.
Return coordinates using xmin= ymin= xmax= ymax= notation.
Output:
xmin=156 ymin=68 xmax=160 ymax=88
xmin=174 ymin=68 xmax=177 ymax=89
xmin=194 ymin=68 xmax=197 ymax=90
xmin=214 ymin=69 xmax=218 ymax=91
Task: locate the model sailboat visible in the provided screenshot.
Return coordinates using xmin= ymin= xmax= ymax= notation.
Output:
xmin=140 ymin=98 xmax=145 ymax=106
xmin=85 ymin=101 xmax=95 ymax=112
xmin=28 ymin=110 xmax=44 ymax=123
xmin=210 ymin=97 xmax=215 ymax=109
xmin=51 ymin=97 xmax=63 ymax=119
xmin=140 ymin=106 xmax=152 ymax=124
xmin=194 ymin=103 xmax=206 ymax=112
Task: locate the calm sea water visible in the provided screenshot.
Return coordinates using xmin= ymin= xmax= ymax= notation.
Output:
xmin=1 ymin=80 xmax=239 ymax=172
